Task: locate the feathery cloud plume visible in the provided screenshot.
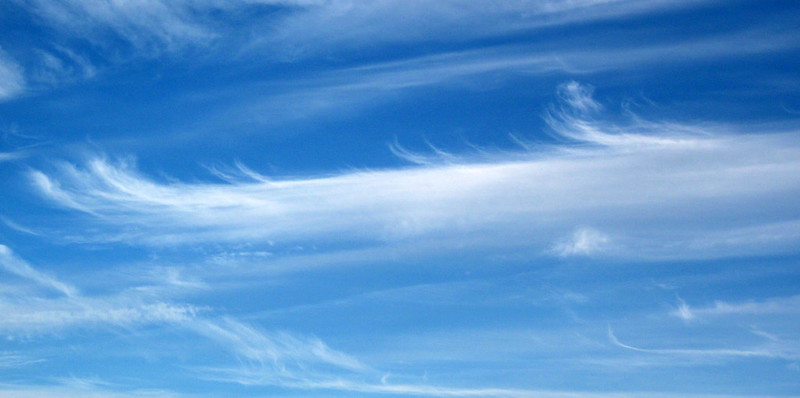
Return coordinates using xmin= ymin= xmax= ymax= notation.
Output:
xmin=27 ymin=84 xmax=800 ymax=261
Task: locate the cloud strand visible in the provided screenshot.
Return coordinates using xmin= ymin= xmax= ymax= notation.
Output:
xmin=27 ymin=83 xmax=800 ymax=259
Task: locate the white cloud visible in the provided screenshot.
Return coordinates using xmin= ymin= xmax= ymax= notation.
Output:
xmin=683 ymin=295 xmax=800 ymax=318
xmin=12 ymin=0 xmax=797 ymax=107
xmin=27 ymin=84 xmax=800 ymax=260
xmin=31 ymin=47 xmax=97 ymax=85
xmin=0 ymin=48 xmax=25 ymax=100
xmin=0 ymin=246 xmax=370 ymax=392
xmin=20 ymin=0 xmax=715 ymax=57
xmin=0 ymin=244 xmax=203 ymax=335
xmin=552 ymin=227 xmax=610 ymax=257
xmin=0 ymin=152 xmax=27 ymax=162
xmin=1 ymin=244 xmax=797 ymax=398
xmin=674 ymin=297 xmax=693 ymax=321
xmin=252 ymin=0 xmax=716 ymax=59
xmin=0 ymin=295 xmax=199 ymax=334
xmin=608 ymin=327 xmax=799 ymax=360
xmin=557 ymin=81 xmax=602 ymax=115
xmin=219 ymin=28 xmax=800 ymax=128
xmin=21 ymin=0 xmax=216 ymax=51
xmin=0 ymin=353 xmax=44 ymax=369
xmin=0 ymin=383 xmax=788 ymax=398
xmin=0 ymin=244 xmax=77 ymax=297
xmin=0 ymin=385 xmax=185 ymax=398
xmin=193 ymin=317 xmax=367 ymax=372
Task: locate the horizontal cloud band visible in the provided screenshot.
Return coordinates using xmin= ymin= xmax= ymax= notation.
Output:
xmin=28 ymin=83 xmax=800 ymax=258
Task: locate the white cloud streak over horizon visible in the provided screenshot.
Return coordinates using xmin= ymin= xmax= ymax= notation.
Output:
xmin=2 ymin=383 xmax=797 ymax=398
xmin=27 ymin=83 xmax=800 ymax=259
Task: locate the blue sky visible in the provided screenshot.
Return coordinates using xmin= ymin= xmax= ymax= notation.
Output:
xmin=1 ymin=0 xmax=800 ymax=397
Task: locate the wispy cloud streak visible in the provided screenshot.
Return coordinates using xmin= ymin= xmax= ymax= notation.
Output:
xmin=0 ymin=353 xmax=44 ymax=369
xmin=672 ymin=295 xmax=800 ymax=319
xmin=0 ymin=48 xmax=25 ymax=100
xmin=19 ymin=0 xmax=716 ymax=57
xmin=608 ymin=328 xmax=800 ymax=360
xmin=191 ymin=317 xmax=367 ymax=373
xmin=229 ymin=28 xmax=800 ymax=125
xmin=0 ymin=247 xmax=375 ymax=394
xmin=0 ymin=152 xmax=26 ymax=162
xmin=551 ymin=227 xmax=610 ymax=257
xmin=0 ymin=245 xmax=77 ymax=297
xmin=0 ymin=244 xmax=200 ymax=335
xmin=28 ymin=84 xmax=800 ymax=259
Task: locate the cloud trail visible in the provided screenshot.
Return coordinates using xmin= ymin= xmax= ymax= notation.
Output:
xmin=250 ymin=0 xmax=717 ymax=58
xmin=28 ymin=83 xmax=800 ymax=259
xmin=608 ymin=328 xmax=799 ymax=360
xmin=0 ymin=152 xmax=25 ymax=162
xmin=551 ymin=227 xmax=610 ymax=257
xmin=0 ymin=246 xmax=376 ymax=394
xmin=672 ymin=295 xmax=800 ymax=319
xmin=223 ymin=28 xmax=800 ymax=127
xmin=8 ymin=0 xmax=762 ymax=103
xmin=190 ymin=317 xmax=368 ymax=374
xmin=19 ymin=0 xmax=715 ymax=56
xmin=0 ymin=289 xmax=200 ymax=334
xmin=0 ymin=245 xmax=77 ymax=297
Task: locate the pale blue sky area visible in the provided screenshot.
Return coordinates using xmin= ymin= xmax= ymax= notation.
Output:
xmin=1 ymin=1 xmax=800 ymax=397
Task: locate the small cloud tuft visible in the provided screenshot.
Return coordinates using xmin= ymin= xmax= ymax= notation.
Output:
xmin=673 ymin=296 xmax=694 ymax=321
xmin=552 ymin=227 xmax=610 ymax=257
